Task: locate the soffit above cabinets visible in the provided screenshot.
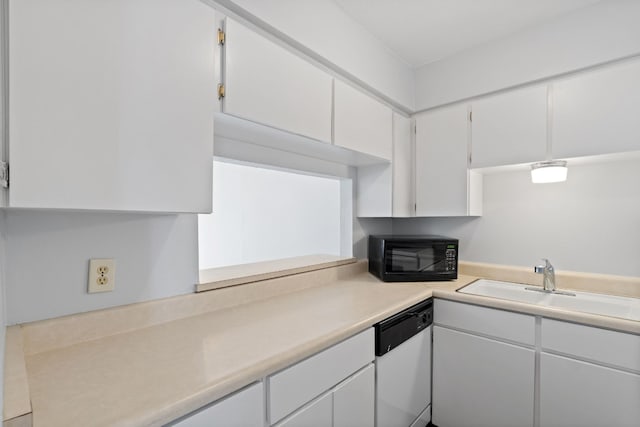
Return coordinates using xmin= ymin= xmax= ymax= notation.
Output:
xmin=332 ymin=0 xmax=600 ymax=67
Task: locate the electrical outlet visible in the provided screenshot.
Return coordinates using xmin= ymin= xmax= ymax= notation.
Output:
xmin=88 ymin=259 xmax=115 ymax=293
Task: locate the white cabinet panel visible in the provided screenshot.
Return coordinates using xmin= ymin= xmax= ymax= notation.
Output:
xmin=356 ymin=164 xmax=392 ymax=217
xmin=541 ymin=318 xmax=640 ymax=372
xmin=224 ymin=18 xmax=332 ymax=143
xmin=392 ymin=113 xmax=414 ymax=217
xmin=376 ymin=327 xmax=431 ymax=427
xmin=8 ymin=0 xmax=214 ymax=212
xmin=540 ymin=353 xmax=640 ymax=427
xmin=171 ymin=383 xmax=263 ymax=427
xmin=268 ymin=328 xmax=373 ymax=424
xmin=276 ymin=392 xmax=332 ymax=427
xmin=415 ymin=104 xmax=474 ymax=217
xmin=471 ymin=85 xmax=547 ymax=167
xmin=333 ymin=364 xmax=375 ymax=427
xmin=553 ymin=59 xmax=640 ymax=158
xmin=434 ymin=299 xmax=535 ymax=345
xmin=356 ymin=113 xmax=413 ymax=218
xmin=432 ymin=326 xmax=535 ymax=427
xmin=334 ymin=80 xmax=392 ymax=160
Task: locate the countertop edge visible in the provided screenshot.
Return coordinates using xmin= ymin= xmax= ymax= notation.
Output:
xmin=432 ymin=289 xmax=640 ymax=334
xmin=197 ymin=256 xmax=357 ymax=292
xmin=3 ymin=326 xmax=32 ymax=423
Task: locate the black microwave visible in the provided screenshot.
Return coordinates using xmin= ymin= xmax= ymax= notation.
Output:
xmin=368 ymin=235 xmax=459 ymax=282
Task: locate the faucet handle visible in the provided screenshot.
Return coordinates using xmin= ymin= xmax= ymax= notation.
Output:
xmin=535 ymin=259 xmax=554 ymax=273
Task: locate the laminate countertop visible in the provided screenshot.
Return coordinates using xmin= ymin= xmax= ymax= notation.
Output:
xmin=5 ymin=260 xmax=639 ymax=427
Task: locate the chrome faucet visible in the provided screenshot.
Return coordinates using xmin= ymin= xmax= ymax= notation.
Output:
xmin=526 ymin=259 xmax=575 ymax=296
xmin=535 ymin=258 xmax=556 ymax=292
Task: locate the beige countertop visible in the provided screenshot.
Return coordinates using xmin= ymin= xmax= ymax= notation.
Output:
xmin=5 ymin=260 xmax=640 ymax=427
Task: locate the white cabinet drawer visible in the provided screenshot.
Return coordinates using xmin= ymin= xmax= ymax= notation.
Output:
xmin=170 ymin=382 xmax=263 ymax=427
xmin=275 ymin=392 xmax=333 ymax=427
xmin=268 ymin=328 xmax=374 ymax=424
xmin=541 ymin=318 xmax=640 ymax=372
xmin=434 ymin=299 xmax=535 ymax=345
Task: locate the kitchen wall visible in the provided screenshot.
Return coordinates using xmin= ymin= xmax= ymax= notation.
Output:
xmin=5 ymin=212 xmax=199 ymax=324
xmin=394 ymin=156 xmax=640 ymax=277
xmin=210 ymin=0 xmax=415 ymax=111
xmin=4 ymin=176 xmax=389 ymax=325
xmin=415 ymin=0 xmax=640 ymax=110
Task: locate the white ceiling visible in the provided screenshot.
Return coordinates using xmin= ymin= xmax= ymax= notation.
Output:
xmin=333 ymin=0 xmax=601 ymax=68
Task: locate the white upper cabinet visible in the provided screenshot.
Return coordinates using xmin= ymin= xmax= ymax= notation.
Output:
xmin=333 ymin=80 xmax=393 ymax=160
xmin=471 ymin=85 xmax=548 ymax=168
xmin=552 ymin=59 xmax=640 ymax=158
xmin=415 ymin=104 xmax=481 ymax=217
xmin=356 ymin=113 xmax=413 ymax=218
xmin=6 ymin=0 xmax=215 ymax=212
xmin=223 ymin=18 xmax=332 ymax=144
xmin=392 ymin=113 xmax=414 ymax=217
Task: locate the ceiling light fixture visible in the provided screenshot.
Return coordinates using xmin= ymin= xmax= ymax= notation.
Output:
xmin=530 ymin=160 xmax=568 ymax=183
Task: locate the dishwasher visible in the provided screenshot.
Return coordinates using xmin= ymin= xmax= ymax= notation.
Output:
xmin=375 ymin=298 xmax=433 ymax=427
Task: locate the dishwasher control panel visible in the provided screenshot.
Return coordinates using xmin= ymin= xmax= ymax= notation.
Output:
xmin=374 ymin=298 xmax=433 ymax=356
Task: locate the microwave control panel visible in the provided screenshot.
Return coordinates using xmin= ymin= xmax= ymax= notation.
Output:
xmin=446 ymin=248 xmax=457 ymax=271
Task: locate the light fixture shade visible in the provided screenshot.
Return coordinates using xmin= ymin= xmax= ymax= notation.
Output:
xmin=530 ymin=160 xmax=568 ymax=183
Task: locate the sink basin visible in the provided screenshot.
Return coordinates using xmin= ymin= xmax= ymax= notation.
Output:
xmin=459 ymin=279 xmax=640 ymax=321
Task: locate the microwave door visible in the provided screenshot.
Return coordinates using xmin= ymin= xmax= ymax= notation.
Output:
xmin=416 ymin=247 xmax=447 ymax=272
xmin=389 ymin=248 xmax=421 ymax=272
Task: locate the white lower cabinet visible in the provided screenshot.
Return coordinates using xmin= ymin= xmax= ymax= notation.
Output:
xmin=432 ymin=326 xmax=535 ymax=427
xmin=333 ymin=364 xmax=375 ymax=427
xmin=433 ymin=299 xmax=640 ymax=427
xmin=540 ymin=353 xmax=640 ymax=427
xmin=169 ymin=382 xmax=263 ymax=427
xmin=540 ymin=318 xmax=640 ymax=427
xmin=275 ymin=363 xmax=375 ymax=427
xmin=277 ymin=392 xmax=333 ymax=427
xmin=269 ymin=328 xmax=374 ymax=426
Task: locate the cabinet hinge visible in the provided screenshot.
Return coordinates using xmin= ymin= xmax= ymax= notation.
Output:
xmin=217 ymin=28 xmax=225 ymax=45
xmin=0 ymin=161 xmax=8 ymax=188
xmin=217 ymin=83 xmax=225 ymax=100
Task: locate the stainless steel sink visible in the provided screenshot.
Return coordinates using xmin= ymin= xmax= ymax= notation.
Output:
xmin=458 ymin=279 xmax=640 ymax=321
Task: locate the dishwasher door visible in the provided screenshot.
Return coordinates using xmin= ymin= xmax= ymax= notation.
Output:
xmin=376 ymin=325 xmax=432 ymax=427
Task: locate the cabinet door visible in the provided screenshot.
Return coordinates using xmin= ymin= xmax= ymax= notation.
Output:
xmin=392 ymin=113 xmax=414 ymax=217
xmin=223 ymin=18 xmax=332 ymax=144
xmin=540 ymin=353 xmax=640 ymax=427
xmin=376 ymin=327 xmax=431 ymax=427
xmin=471 ymin=85 xmax=547 ymax=168
xmin=333 ymin=364 xmax=375 ymax=427
xmin=268 ymin=328 xmax=373 ymax=424
xmin=432 ymin=326 xmax=535 ymax=427
xmin=170 ymin=383 xmax=263 ymax=427
xmin=553 ymin=59 xmax=640 ymax=158
xmin=415 ymin=104 xmax=471 ymax=216
xmin=276 ymin=393 xmax=332 ymax=427
xmin=8 ymin=0 xmax=215 ymax=212
xmin=334 ymin=80 xmax=392 ymax=160
xmin=355 ymin=113 xmax=413 ymax=218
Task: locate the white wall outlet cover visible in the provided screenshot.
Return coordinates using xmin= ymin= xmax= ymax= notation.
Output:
xmin=88 ymin=258 xmax=116 ymax=293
